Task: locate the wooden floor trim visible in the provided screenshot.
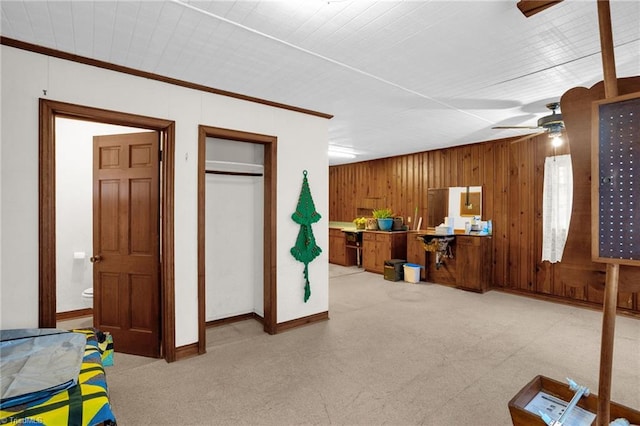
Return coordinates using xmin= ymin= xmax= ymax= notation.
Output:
xmin=175 ymin=343 xmax=200 ymax=361
xmin=493 ymin=287 xmax=640 ymax=320
xmin=275 ymin=311 xmax=330 ymax=333
xmin=206 ymin=312 xmax=264 ymax=328
xmin=56 ymin=308 xmax=93 ymax=321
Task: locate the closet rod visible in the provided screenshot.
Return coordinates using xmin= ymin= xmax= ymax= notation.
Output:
xmin=205 ymin=170 xmax=263 ymax=177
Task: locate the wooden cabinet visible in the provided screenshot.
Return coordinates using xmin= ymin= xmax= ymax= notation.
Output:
xmin=362 ymin=231 xmax=407 ymax=274
xmin=406 ymin=232 xmax=427 ymax=281
xmin=329 ymin=228 xmax=356 ymax=266
xmin=456 ymin=235 xmax=492 ymax=292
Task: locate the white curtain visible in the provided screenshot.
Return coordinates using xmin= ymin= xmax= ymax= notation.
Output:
xmin=542 ymin=154 xmax=573 ymax=263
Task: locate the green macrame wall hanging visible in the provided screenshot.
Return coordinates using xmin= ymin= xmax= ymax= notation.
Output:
xmin=290 ymin=170 xmax=322 ymax=303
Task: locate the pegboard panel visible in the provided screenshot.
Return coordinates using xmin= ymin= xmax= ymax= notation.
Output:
xmin=591 ymin=93 xmax=640 ymax=265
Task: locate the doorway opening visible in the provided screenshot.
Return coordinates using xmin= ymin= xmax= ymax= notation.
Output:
xmin=39 ymin=99 xmax=177 ymax=362
xmin=54 ymin=118 xmax=150 ymax=334
xmin=197 ymin=125 xmax=277 ymax=353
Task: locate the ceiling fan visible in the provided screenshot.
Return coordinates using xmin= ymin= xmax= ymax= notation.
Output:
xmin=492 ymin=102 xmax=564 ymax=138
xmin=516 ymin=0 xmax=564 ymax=17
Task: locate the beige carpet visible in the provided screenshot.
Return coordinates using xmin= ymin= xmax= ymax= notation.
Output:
xmin=104 ymin=265 xmax=640 ymax=425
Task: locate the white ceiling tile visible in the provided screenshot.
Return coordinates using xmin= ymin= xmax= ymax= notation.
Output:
xmin=2 ymin=0 xmax=638 ymax=164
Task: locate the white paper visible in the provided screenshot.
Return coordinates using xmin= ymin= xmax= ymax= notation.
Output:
xmin=524 ymin=391 xmax=596 ymax=426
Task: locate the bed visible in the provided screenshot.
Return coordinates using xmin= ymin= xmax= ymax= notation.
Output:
xmin=0 ymin=328 xmax=116 ymax=426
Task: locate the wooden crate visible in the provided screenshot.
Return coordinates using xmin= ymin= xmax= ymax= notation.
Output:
xmin=508 ymin=375 xmax=640 ymax=425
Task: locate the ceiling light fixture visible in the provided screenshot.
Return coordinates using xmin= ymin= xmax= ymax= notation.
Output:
xmin=551 ymin=135 xmax=563 ymax=147
xmin=329 ymin=146 xmax=357 ymax=159
xmin=547 ymin=122 xmax=564 ymax=147
xmin=328 ymin=151 xmax=356 ymax=159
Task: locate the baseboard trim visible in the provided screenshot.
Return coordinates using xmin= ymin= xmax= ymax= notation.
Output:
xmin=56 ymin=308 xmax=92 ymax=321
xmin=275 ymin=311 xmax=329 ymax=333
xmin=493 ymin=287 xmax=640 ymax=320
xmin=178 ymin=311 xmax=328 ymax=361
xmin=175 ymin=342 xmax=200 ymax=361
xmin=206 ymin=312 xmax=263 ymax=328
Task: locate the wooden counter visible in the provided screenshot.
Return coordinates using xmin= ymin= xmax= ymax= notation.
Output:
xmin=406 ymin=231 xmax=493 ymax=292
xmin=362 ymin=230 xmax=408 ymax=274
xmin=328 ymin=227 xmax=357 ymax=266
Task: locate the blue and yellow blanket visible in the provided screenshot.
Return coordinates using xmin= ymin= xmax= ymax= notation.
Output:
xmin=0 ymin=328 xmax=116 ymax=426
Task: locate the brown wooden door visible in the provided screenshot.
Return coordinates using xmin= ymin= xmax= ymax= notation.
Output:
xmin=456 ymin=236 xmax=482 ymax=291
xmin=93 ymin=131 xmax=161 ymax=358
xmin=362 ymin=233 xmax=377 ymax=272
xmin=406 ymin=233 xmax=426 ymax=280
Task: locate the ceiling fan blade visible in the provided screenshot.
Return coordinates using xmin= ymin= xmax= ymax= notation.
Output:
xmin=492 ymin=125 xmax=542 ymax=129
xmin=517 ymin=0 xmax=564 ymax=17
xmin=510 ymin=131 xmax=547 ymax=144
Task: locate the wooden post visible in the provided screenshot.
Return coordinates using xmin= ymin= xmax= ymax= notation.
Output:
xmin=597 ymin=0 xmax=618 ymax=98
xmin=596 ymin=1 xmax=619 ymax=424
xmin=597 ymin=263 xmax=619 ymax=425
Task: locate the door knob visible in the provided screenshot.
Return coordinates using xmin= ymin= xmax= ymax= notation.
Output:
xmin=90 ymin=255 xmax=102 ymax=263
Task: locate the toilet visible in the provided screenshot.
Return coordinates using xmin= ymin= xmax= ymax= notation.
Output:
xmin=81 ymin=288 xmax=93 ymax=308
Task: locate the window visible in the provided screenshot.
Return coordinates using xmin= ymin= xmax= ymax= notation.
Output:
xmin=542 ymin=154 xmax=573 ymax=263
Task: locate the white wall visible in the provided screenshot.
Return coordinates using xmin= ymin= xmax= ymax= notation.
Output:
xmin=0 ymin=46 xmax=330 ymax=347
xmin=55 ymin=118 xmax=147 ymax=313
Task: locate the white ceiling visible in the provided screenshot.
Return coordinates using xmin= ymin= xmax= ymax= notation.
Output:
xmin=2 ymin=1 xmax=639 ymax=164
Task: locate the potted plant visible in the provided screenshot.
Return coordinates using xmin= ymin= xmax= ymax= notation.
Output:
xmin=353 ymin=217 xmax=367 ymax=230
xmin=372 ymin=208 xmax=394 ymax=231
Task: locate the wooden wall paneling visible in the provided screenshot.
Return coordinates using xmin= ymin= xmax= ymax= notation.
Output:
xmin=519 ymin=140 xmax=536 ymax=292
xmin=390 ymin=160 xmax=397 ymax=217
xmin=466 ymin=144 xmax=481 ymax=185
xmin=506 ymin=138 xmax=536 ymax=293
xmin=334 ymin=167 xmax=339 ymax=217
xmin=481 ymin=142 xmax=497 ymax=287
xmin=332 ymin=166 xmax=339 ymax=219
xmin=411 ymin=154 xmax=417 ymax=227
xmin=369 ymin=161 xmax=378 ymax=202
xmin=449 ymin=148 xmax=459 ymax=187
xmin=343 ymin=167 xmax=351 ymax=219
xmin=386 ymin=159 xmax=394 ymax=212
xmin=360 ymin=165 xmax=366 ymax=215
xmin=460 ymin=145 xmax=471 ymax=185
xmin=434 ymin=151 xmax=442 ymax=187
xmin=411 ymin=153 xmax=420 ymax=227
xmin=352 ymin=166 xmax=359 ymax=218
xmin=493 ymin=141 xmax=509 ymax=288
xmin=438 ymin=149 xmax=446 ymax=186
xmin=334 ymin=167 xmax=341 ymax=218
xmin=439 ymin=150 xmax=448 ymax=187
xmin=402 ymin=156 xmax=408 ymax=217
xmin=441 ymin=149 xmax=449 ymax=187
xmin=429 ymin=151 xmax=438 ymax=189
xmin=406 ymin=154 xmax=415 ymax=222
xmin=327 ymin=124 xmax=638 ymax=316
xmin=329 ymin=167 xmax=336 ymax=218
xmin=395 ymin=157 xmax=404 ymax=215
xmin=427 ymin=151 xmax=435 ymax=224
xmin=534 ymin=135 xmax=553 ymax=295
xmin=507 ymin=141 xmax=522 ymax=289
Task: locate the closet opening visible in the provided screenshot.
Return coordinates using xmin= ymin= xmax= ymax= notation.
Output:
xmin=197 ymin=126 xmax=277 ymax=353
